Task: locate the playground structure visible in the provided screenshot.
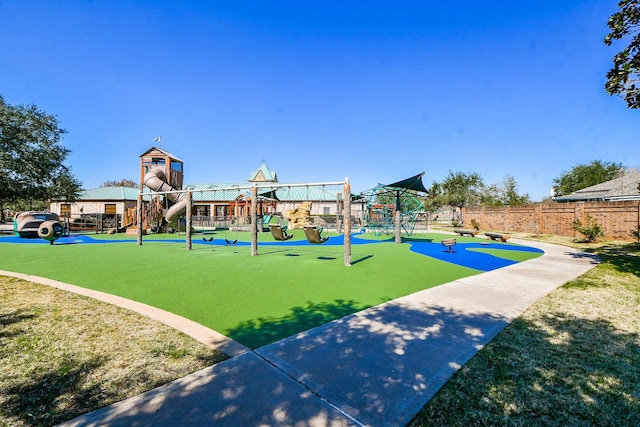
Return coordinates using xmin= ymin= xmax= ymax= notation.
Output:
xmin=138 ymin=179 xmax=354 ymax=266
xmin=14 ymin=211 xmax=66 ymax=244
xmin=129 ymin=148 xmax=427 ymax=263
xmin=125 ymin=147 xmax=186 ymax=235
xmin=285 ymin=201 xmax=316 ymax=229
xmin=360 ymin=172 xmax=429 ymax=242
xmin=143 ymin=166 xmax=188 ymax=229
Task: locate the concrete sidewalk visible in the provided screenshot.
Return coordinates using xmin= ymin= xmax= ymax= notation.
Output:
xmin=58 ymin=239 xmax=599 ymax=427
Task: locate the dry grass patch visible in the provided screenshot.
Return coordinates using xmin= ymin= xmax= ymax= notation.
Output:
xmin=0 ymin=276 xmax=227 ymax=427
xmin=410 ymin=238 xmax=640 ymax=426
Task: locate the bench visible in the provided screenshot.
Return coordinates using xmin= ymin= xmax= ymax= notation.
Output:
xmin=440 ymin=238 xmax=457 ymax=253
xmin=453 ymin=228 xmax=478 ymax=237
xmin=485 ymin=232 xmax=511 ymax=242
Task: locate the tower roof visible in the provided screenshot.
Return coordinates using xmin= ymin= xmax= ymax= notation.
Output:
xmin=248 ymin=163 xmax=278 ymax=182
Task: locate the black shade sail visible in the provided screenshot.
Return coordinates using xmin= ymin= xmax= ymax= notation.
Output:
xmin=385 ymin=172 xmax=428 ymax=193
xmin=257 ymin=189 xmax=280 ymax=201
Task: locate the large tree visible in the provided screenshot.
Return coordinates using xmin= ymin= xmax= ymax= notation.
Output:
xmin=477 ymin=175 xmax=531 ymax=206
xmin=552 ymin=160 xmax=624 ymax=196
xmin=604 ymin=0 xmax=640 ymax=108
xmin=438 ymin=171 xmax=484 ymax=221
xmin=0 ymin=96 xmax=81 ymax=219
xmin=422 ymin=181 xmax=444 ymax=216
xmin=499 ymin=174 xmax=531 ymax=205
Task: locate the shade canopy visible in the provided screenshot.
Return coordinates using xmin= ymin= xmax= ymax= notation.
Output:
xmin=384 ymin=172 xmax=428 ymax=194
xmin=257 ymin=189 xmax=280 ymax=201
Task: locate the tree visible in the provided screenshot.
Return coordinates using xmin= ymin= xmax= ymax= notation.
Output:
xmin=552 ymin=160 xmax=624 ymax=196
xmin=479 ymin=183 xmax=502 ymax=206
xmin=474 ymin=175 xmax=532 ymax=206
xmin=439 ymin=171 xmax=484 ymax=221
xmin=604 ymin=0 xmax=640 ymax=108
xmin=102 ymin=179 xmax=138 ymax=188
xmin=422 ymin=182 xmax=444 ymax=217
xmin=500 ymin=175 xmax=531 ymax=205
xmin=0 ymin=96 xmax=81 ymax=220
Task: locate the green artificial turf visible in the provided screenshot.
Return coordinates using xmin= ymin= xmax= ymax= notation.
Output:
xmin=0 ymin=231 xmax=536 ymax=349
xmin=467 ymin=247 xmax=543 ymax=262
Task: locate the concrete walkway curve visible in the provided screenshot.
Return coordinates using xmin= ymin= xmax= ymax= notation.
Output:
xmin=48 ymin=238 xmax=599 ymax=427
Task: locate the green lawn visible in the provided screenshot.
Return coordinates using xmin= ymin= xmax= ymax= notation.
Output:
xmin=409 ymin=239 xmax=640 ymax=425
xmin=0 ymin=231 xmax=539 ymax=349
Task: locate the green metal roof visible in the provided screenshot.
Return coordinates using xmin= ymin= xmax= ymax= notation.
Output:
xmin=78 ymin=186 xmax=142 ymax=201
xmin=187 ymin=183 xmax=341 ymax=202
xmin=248 ymin=163 xmax=277 ymax=182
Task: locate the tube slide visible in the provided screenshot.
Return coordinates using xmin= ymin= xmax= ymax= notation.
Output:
xmin=143 ymin=167 xmax=189 ymax=226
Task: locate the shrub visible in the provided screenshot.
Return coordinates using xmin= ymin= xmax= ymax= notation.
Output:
xmin=571 ymin=215 xmax=605 ymax=242
xmin=471 ymin=219 xmax=481 ymax=231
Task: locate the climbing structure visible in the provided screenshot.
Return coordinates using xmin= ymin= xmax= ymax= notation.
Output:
xmin=360 ymin=172 xmax=428 ymax=239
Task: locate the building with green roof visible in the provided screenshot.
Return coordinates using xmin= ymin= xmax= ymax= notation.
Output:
xmin=49 ymin=162 xmax=362 ymax=230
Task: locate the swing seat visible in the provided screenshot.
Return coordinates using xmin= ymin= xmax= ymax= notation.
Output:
xmin=269 ymin=224 xmax=293 ymax=241
xmin=303 ymin=225 xmax=329 ymax=244
xmin=202 ymin=237 xmax=213 ymax=242
xmin=225 ymin=239 xmax=238 ymax=245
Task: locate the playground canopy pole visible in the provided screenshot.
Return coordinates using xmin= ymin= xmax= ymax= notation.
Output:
xmin=344 ymin=178 xmax=351 ymax=266
xmin=251 ymin=186 xmax=258 ymax=256
xmin=186 ymin=190 xmax=192 ymax=250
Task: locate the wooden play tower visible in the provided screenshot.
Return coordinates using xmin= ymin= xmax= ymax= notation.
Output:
xmin=126 ymin=147 xmax=185 ymax=235
xmin=139 ymin=146 xmax=184 ymax=190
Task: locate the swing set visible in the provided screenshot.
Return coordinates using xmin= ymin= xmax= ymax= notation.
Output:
xmin=263 ymin=183 xmax=336 ymax=244
xmin=137 ymin=178 xmax=354 ymax=266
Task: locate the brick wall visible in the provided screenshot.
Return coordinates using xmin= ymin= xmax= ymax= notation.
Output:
xmin=463 ymin=201 xmax=640 ymax=241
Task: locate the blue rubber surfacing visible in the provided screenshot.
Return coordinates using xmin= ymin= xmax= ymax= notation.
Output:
xmin=407 ymin=240 xmax=543 ymax=271
xmin=0 ymin=233 xmax=543 ymax=273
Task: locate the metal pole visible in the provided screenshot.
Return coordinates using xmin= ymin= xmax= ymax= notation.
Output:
xmin=137 ymin=194 xmax=143 ymax=246
xmin=344 ymin=178 xmax=351 ymax=267
xmin=186 ymin=190 xmax=192 ymax=250
xmin=251 ymin=186 xmax=258 ymax=256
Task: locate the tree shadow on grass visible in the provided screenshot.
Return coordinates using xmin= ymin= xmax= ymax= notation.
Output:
xmin=2 ymin=355 xmax=107 ymax=426
xmin=411 ymin=312 xmax=640 ymax=426
xmin=227 ymin=299 xmax=365 ymax=349
xmin=0 ymin=308 xmax=35 ymax=338
xmin=592 ymin=243 xmax=640 ymax=277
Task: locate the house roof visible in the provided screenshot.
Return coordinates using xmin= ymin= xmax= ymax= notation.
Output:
xmin=553 ymin=170 xmax=640 ymax=202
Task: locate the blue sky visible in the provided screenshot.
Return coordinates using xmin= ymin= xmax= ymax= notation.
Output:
xmin=2 ymin=1 xmax=638 ymax=201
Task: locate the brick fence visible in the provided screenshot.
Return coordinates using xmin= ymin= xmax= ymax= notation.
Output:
xmin=463 ymin=201 xmax=640 ymax=241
